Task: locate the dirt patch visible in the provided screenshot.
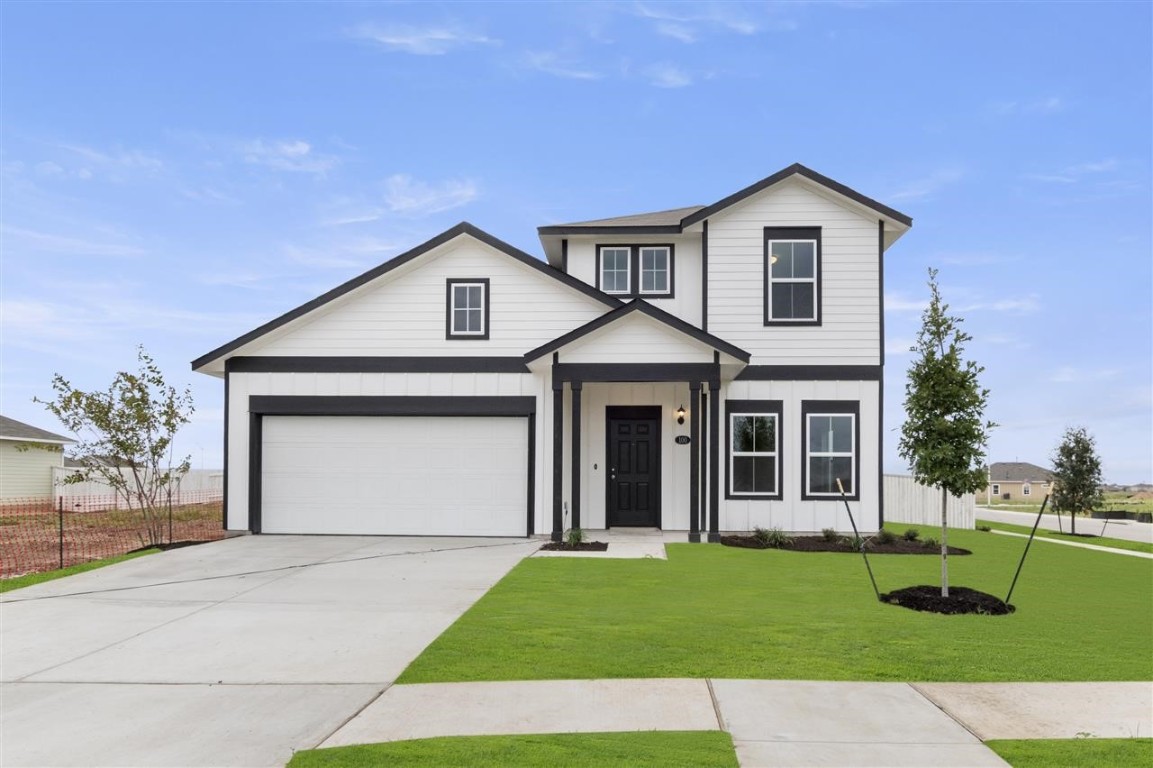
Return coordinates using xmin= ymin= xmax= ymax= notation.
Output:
xmin=720 ymin=534 xmax=971 ymax=555
xmin=539 ymin=541 xmax=609 ymax=552
xmin=881 ymin=585 xmax=1015 ymax=615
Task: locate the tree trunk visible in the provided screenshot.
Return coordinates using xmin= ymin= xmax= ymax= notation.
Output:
xmin=940 ymin=486 xmax=949 ymax=598
xmin=1070 ymin=506 xmax=1077 ymax=535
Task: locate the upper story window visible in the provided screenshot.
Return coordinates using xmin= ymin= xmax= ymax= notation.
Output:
xmin=597 ymin=245 xmax=673 ymax=298
xmin=446 ymin=278 xmax=489 ymax=340
xmin=764 ymin=227 xmax=821 ymax=325
xmin=801 ymin=400 xmax=858 ymax=500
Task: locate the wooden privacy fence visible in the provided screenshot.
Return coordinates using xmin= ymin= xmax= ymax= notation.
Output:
xmin=0 ymin=492 xmax=224 ymax=579
xmin=883 ymin=474 xmax=975 ymax=530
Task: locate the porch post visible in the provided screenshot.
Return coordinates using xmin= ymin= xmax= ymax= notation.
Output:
xmin=708 ymin=378 xmax=721 ymax=542
xmin=689 ymin=381 xmax=702 ymax=543
xmin=570 ymin=380 xmax=582 ymax=530
xmin=551 ymin=379 xmax=564 ymax=542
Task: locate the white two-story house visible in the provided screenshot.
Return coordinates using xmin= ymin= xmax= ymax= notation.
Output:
xmin=193 ymin=163 xmax=911 ymax=540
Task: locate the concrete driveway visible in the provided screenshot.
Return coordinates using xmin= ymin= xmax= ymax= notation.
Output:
xmin=0 ymin=534 xmax=537 ymax=767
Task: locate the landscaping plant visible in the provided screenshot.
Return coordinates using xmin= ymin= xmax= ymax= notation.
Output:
xmin=898 ymin=268 xmax=994 ymax=597
xmin=1050 ymin=426 xmax=1104 ymax=535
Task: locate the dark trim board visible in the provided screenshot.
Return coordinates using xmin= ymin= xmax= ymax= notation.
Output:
xmin=538 ymin=224 xmax=682 ymax=236
xmin=553 ymin=363 xmax=721 ymax=384
xmin=222 ymin=370 xmax=230 ymax=530
xmin=735 ymin=365 xmax=882 ymax=381
xmin=227 ymin=356 xmax=531 ymax=374
xmin=246 ymin=395 xmax=537 ymax=536
xmin=707 ymin=380 xmax=721 ymax=541
xmin=701 ymin=219 xmax=709 ymax=333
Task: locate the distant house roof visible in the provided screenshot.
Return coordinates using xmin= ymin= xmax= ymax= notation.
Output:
xmin=988 ymin=462 xmax=1055 ymax=483
xmin=0 ymin=415 xmax=73 ymax=445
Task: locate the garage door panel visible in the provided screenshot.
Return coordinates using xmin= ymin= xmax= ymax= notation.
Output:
xmin=261 ymin=416 xmax=527 ymax=536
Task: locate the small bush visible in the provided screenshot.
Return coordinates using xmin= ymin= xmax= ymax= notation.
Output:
xmin=875 ymin=529 xmax=897 ymax=545
xmin=821 ymin=527 xmax=839 ymax=542
xmin=754 ymin=526 xmax=793 ymax=548
xmin=922 ymin=536 xmax=939 ymax=549
xmin=565 ymin=527 xmax=585 ymax=546
xmin=976 ymin=524 xmax=992 ymax=532
xmin=902 ymin=528 xmax=921 ymax=542
xmin=841 ymin=535 xmax=865 ymax=551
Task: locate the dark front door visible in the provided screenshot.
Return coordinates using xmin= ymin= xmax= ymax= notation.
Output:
xmin=606 ymin=406 xmax=661 ymax=527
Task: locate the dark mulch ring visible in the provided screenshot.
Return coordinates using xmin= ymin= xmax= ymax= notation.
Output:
xmin=881 ymin=585 xmax=1015 ymax=615
xmin=128 ymin=540 xmax=210 ymax=553
xmin=719 ymin=535 xmax=971 ymax=555
xmin=539 ymin=541 xmax=609 ymax=552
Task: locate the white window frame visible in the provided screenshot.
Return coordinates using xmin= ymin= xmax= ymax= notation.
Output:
xmin=449 ymin=281 xmax=487 ymax=337
xmin=1022 ymin=484 xmax=1031 ymax=496
xmin=991 ymin=483 xmax=1000 ymax=496
xmin=729 ymin=412 xmax=779 ymax=497
xmin=599 ymin=247 xmax=632 ymax=295
xmin=767 ymin=238 xmax=819 ymax=322
xmin=638 ymin=246 xmax=671 ymax=296
xmin=805 ymin=412 xmax=856 ymax=497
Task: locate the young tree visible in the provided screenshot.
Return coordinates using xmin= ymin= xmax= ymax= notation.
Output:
xmin=36 ymin=346 xmax=194 ymax=547
xmin=1050 ymin=427 xmax=1104 ymax=535
xmin=898 ymin=269 xmax=995 ymax=597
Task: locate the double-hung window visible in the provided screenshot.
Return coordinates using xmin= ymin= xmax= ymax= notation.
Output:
xmin=802 ymin=401 xmax=858 ymax=500
xmin=597 ymin=245 xmax=673 ymax=297
xmin=446 ymin=278 xmax=489 ymax=339
xmin=765 ymin=227 xmax=821 ymax=324
xmin=725 ymin=400 xmax=783 ymax=499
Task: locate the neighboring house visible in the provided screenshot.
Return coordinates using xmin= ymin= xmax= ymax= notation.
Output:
xmin=193 ymin=163 xmax=912 ymax=540
xmin=0 ymin=415 xmax=74 ymax=500
xmin=985 ymin=462 xmax=1055 ymax=503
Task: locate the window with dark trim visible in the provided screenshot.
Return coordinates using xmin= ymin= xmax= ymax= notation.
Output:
xmin=725 ymin=399 xmax=783 ymax=500
xmin=764 ymin=227 xmax=821 ymax=325
xmin=597 ymin=245 xmax=674 ymax=297
xmin=801 ymin=400 xmax=859 ymax=500
xmin=446 ymin=278 xmax=490 ymax=340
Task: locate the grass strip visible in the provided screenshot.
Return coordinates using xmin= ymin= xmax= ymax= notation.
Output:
xmin=400 ymin=529 xmax=1151 ymax=683
xmin=978 ymin=519 xmax=1153 ymax=554
xmin=0 ymin=549 xmax=159 ymax=593
xmin=985 ymin=738 xmax=1153 ymax=767
xmin=286 ymin=731 xmax=738 ymax=768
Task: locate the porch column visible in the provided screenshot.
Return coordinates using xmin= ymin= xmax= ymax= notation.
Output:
xmin=570 ymin=380 xmax=582 ymax=530
xmin=689 ymin=381 xmax=702 ymax=543
xmin=708 ymin=378 xmax=721 ymax=542
xmin=551 ymin=379 xmax=564 ymax=542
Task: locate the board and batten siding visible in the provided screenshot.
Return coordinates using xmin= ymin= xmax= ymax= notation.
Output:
xmin=706 ymin=177 xmax=881 ymax=365
xmin=225 ymin=371 xmax=546 ymax=531
xmin=561 ymin=314 xmax=717 ymax=364
xmin=241 ymin=239 xmax=610 ymax=358
xmin=0 ymin=441 xmax=64 ymax=499
xmin=563 ymin=236 xmax=702 ymax=328
xmin=720 ymin=378 xmax=881 ymax=533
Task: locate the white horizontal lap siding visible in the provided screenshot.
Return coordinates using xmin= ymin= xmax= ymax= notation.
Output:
xmin=562 ymin=315 xmax=715 ymax=364
xmin=248 ymin=240 xmax=609 ymax=357
xmin=0 ymin=442 xmax=62 ymax=499
xmin=720 ymin=379 xmax=880 ymax=533
xmin=225 ymin=370 xmax=540 ymax=531
xmin=707 ymin=179 xmax=880 ymax=365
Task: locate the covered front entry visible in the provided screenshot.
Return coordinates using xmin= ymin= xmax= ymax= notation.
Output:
xmin=605 ymin=406 xmax=661 ymax=527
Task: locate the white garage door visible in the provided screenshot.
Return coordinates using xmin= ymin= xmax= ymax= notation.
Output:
xmin=261 ymin=416 xmax=528 ymax=536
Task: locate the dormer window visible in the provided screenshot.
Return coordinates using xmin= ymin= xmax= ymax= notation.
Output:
xmin=765 ymin=227 xmax=821 ymax=325
xmin=597 ymin=245 xmax=673 ymax=297
xmin=446 ymin=278 xmax=489 ymax=339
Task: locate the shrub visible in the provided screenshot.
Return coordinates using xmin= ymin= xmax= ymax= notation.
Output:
xmin=841 ymin=535 xmax=865 ymax=551
xmin=875 ymin=529 xmax=897 ymax=545
xmin=922 ymin=536 xmax=939 ymax=549
xmin=565 ymin=527 xmax=585 ymax=546
xmin=753 ymin=526 xmax=793 ymax=548
xmin=821 ymin=527 xmax=839 ymax=542
xmin=902 ymin=528 xmax=921 ymax=542
xmin=976 ymin=524 xmax=992 ymax=532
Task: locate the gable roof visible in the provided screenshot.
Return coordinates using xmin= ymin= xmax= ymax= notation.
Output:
xmin=192 ymin=222 xmax=622 ymax=372
xmin=988 ymin=462 xmax=1055 ymax=483
xmin=538 ymin=163 xmax=912 ymax=238
xmin=0 ymin=415 xmax=73 ymax=444
xmin=524 ymin=299 xmax=751 ymax=364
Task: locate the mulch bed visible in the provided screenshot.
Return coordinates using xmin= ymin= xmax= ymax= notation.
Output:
xmin=880 ymin=585 xmax=1015 ymax=615
xmin=720 ymin=535 xmax=971 ymax=555
xmin=539 ymin=541 xmax=609 ymax=552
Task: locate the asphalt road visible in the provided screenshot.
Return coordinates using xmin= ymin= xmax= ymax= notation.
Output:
xmin=976 ymin=507 xmax=1153 ymax=544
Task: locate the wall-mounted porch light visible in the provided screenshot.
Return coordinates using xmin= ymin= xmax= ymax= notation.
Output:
xmin=676 ymin=405 xmax=686 ymax=425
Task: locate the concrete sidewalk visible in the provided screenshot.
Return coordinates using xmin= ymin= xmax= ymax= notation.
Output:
xmin=320 ymin=678 xmax=1153 ymax=766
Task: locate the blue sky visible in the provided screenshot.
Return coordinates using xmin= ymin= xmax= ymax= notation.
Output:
xmin=2 ymin=2 xmax=1150 ymax=483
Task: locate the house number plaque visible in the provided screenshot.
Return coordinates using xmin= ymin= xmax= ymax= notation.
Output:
xmin=674 ymin=435 xmax=691 ymax=445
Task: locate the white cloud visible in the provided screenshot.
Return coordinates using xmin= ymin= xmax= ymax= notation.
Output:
xmin=1025 ymin=158 xmax=1119 ymax=185
xmin=523 ymin=51 xmax=602 ymax=80
xmin=1 ymin=226 xmax=146 ymax=258
xmin=646 ymin=63 xmax=692 ymax=88
xmin=241 ymin=139 xmax=338 ymax=174
xmin=656 ymin=22 xmax=696 ymax=43
xmin=1049 ymin=366 xmax=1122 ymax=384
xmin=958 ymin=295 xmax=1041 ymax=315
xmin=348 ymin=23 xmax=498 ymax=55
xmin=384 ymin=174 xmax=479 ymax=216
xmin=633 ymin=3 xmax=759 ymax=35
xmin=990 ymin=96 xmax=1065 ymax=116
xmin=887 ymin=167 xmax=965 ymax=201
xmin=885 ymin=294 xmax=928 ymax=313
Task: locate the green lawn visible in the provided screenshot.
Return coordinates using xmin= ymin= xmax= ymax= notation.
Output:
xmin=987 ymin=738 xmax=1153 ymax=767
xmin=978 ymin=519 xmax=1153 ymax=555
xmin=399 ymin=529 xmax=1152 ymax=683
xmin=286 ymin=731 xmax=738 ymax=768
xmin=0 ymin=549 xmax=159 ymax=593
